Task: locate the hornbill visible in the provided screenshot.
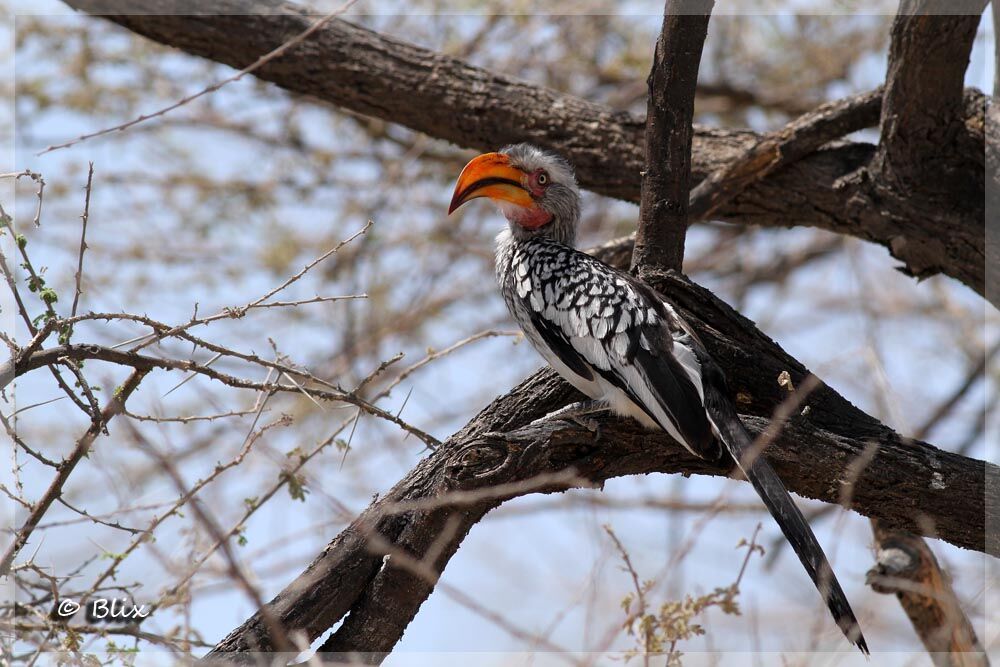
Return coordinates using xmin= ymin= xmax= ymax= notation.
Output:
xmin=448 ymin=143 xmax=868 ymax=654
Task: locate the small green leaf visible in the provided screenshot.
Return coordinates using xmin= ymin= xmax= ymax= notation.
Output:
xmin=280 ymin=470 xmax=309 ymax=502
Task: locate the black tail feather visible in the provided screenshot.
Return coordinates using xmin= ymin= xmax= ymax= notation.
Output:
xmin=706 ymin=390 xmax=869 ymax=655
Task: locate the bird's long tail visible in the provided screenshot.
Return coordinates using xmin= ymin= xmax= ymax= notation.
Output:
xmin=706 ymin=393 xmax=869 ymax=655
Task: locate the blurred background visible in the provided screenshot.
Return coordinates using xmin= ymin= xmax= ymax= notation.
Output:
xmin=2 ymin=1 xmax=996 ymax=663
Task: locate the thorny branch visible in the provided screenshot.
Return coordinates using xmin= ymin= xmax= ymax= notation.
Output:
xmin=1 ymin=368 xmax=148 ymax=575
xmin=2 ymin=191 xmax=443 ymax=655
xmin=69 ymin=163 xmax=95 ymax=329
xmin=124 ymin=420 xmax=299 ymax=654
xmin=9 ymin=340 xmax=439 ymax=448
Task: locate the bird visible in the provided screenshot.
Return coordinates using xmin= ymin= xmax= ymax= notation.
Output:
xmin=448 ymin=143 xmax=868 ymax=654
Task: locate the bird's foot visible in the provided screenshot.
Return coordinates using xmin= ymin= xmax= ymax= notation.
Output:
xmin=569 ymin=414 xmax=601 ymax=436
xmin=529 ymin=400 xmax=606 ymax=440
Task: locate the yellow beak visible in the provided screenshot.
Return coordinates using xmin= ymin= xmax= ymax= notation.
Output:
xmin=448 ymin=152 xmax=534 ymax=214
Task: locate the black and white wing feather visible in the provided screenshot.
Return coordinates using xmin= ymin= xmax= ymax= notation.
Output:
xmin=501 ymin=236 xmax=720 ymax=460
xmin=498 ymin=235 xmax=868 ymax=654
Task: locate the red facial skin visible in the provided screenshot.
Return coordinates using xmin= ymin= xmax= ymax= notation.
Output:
xmin=508 ymin=203 xmax=553 ymax=230
xmin=515 ymin=169 xmax=552 ymax=229
xmin=525 ymin=169 xmax=548 ymax=197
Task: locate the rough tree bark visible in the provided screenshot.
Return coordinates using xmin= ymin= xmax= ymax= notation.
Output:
xmin=631 ymin=0 xmax=712 ymax=277
xmin=842 ymin=0 xmax=989 ymax=295
xmin=64 ymin=0 xmax=991 ymax=306
xmin=988 ymin=104 xmax=1000 ymax=310
xmin=687 ymin=88 xmax=884 ymax=222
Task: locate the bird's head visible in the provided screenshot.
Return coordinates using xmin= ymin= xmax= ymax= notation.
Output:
xmin=448 ymin=143 xmax=581 ymax=246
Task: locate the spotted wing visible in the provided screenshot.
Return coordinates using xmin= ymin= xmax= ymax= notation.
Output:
xmin=507 ymin=240 xmax=868 ymax=652
xmin=512 ymin=240 xmax=717 ymax=458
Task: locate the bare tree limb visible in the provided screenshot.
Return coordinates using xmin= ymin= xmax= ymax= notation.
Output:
xmin=839 ymin=1 xmax=989 ymax=295
xmin=631 ymin=0 xmax=713 ymax=277
xmin=68 ymin=162 xmax=94 ymax=327
xmin=8 ymin=339 xmax=439 ymax=448
xmin=61 ymin=0 xmax=990 ymax=304
xmin=876 ymin=0 xmax=987 ymax=193
xmin=688 ymin=88 xmax=882 ymax=222
xmin=38 ymin=0 xmax=360 ymax=155
xmin=987 ymin=103 xmax=1000 ymax=311
xmin=125 ymin=419 xmax=298 ymax=654
xmin=913 ymin=338 xmax=1000 ymax=441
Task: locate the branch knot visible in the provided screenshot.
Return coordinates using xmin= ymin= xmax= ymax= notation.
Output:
xmin=443 ymin=436 xmax=509 ymax=488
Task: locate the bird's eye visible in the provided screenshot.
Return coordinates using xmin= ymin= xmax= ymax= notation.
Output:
xmin=537 ymin=171 xmax=549 ymax=185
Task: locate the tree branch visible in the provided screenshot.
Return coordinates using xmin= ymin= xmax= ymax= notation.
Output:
xmin=987 ymin=102 xmax=1000 ymax=310
xmin=7 ymin=338 xmax=439 ymax=448
xmin=631 ymin=0 xmax=713 ymax=277
xmin=839 ymin=1 xmax=988 ymax=296
xmin=62 ymin=0 xmax=990 ymax=304
xmin=688 ymin=87 xmax=883 ymax=222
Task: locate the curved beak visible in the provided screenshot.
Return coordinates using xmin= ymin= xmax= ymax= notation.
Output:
xmin=448 ymin=152 xmax=533 ymax=214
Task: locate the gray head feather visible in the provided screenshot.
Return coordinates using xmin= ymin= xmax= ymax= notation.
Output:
xmin=500 ymin=143 xmax=581 ymax=247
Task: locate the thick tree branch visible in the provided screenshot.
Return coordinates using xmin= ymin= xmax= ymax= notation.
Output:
xmin=840 ymin=1 xmax=988 ymax=296
xmin=863 ymin=9 xmax=990 ymax=663
xmin=632 ymin=0 xmax=712 ymax=277
xmin=987 ymin=103 xmax=1000 ymax=310
xmin=688 ymin=88 xmax=883 ymax=222
xmin=64 ymin=0 xmax=989 ymax=304
xmin=877 ymin=0 xmax=986 ymax=192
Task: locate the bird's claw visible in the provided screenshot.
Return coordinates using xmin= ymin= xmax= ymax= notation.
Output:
xmin=570 ymin=415 xmax=601 ymax=436
xmin=527 ymin=401 xmax=606 ymax=442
